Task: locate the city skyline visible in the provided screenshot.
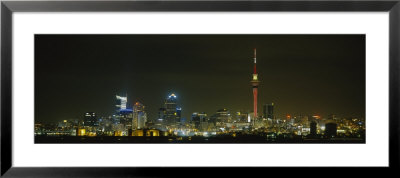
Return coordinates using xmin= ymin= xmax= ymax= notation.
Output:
xmin=35 ymin=35 xmax=365 ymax=123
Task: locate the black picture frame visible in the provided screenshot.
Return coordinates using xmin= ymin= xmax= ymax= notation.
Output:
xmin=1 ymin=0 xmax=399 ymax=177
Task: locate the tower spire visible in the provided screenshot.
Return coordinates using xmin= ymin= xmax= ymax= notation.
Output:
xmin=250 ymin=48 xmax=260 ymax=122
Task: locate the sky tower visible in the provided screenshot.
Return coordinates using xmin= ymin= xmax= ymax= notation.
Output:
xmin=250 ymin=48 xmax=260 ymax=121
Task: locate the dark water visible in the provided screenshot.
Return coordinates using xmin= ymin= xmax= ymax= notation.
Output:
xmin=35 ymin=135 xmax=365 ymax=144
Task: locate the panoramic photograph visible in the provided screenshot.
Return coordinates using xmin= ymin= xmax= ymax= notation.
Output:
xmin=34 ymin=35 xmax=365 ymax=143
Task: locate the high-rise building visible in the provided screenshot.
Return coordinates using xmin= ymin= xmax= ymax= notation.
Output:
xmin=191 ymin=112 xmax=201 ymax=130
xmin=158 ymin=108 xmax=166 ymax=120
xmin=263 ymin=104 xmax=267 ymax=119
xmin=250 ymin=48 xmax=260 ymax=123
xmin=235 ymin=111 xmax=249 ymax=123
xmin=176 ymin=107 xmax=182 ymax=122
xmin=133 ymin=102 xmax=147 ymax=129
xmin=114 ymin=94 xmax=133 ymax=134
xmin=156 ymin=107 xmax=166 ymax=130
xmin=267 ymin=103 xmax=274 ymax=120
xmin=116 ymin=95 xmax=128 ymax=111
xmin=310 ymin=121 xmax=317 ymax=136
xmin=163 ymin=93 xmax=181 ymax=129
xmin=83 ymin=112 xmax=96 ymax=127
xmin=191 ymin=112 xmax=207 ymax=131
xmin=325 ymin=122 xmax=337 ymax=138
xmin=215 ymin=108 xmax=231 ymax=128
xmin=263 ymin=103 xmax=275 ymax=120
xmin=117 ymin=108 xmax=133 ymax=134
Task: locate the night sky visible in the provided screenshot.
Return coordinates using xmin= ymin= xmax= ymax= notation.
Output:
xmin=35 ymin=35 xmax=365 ymax=123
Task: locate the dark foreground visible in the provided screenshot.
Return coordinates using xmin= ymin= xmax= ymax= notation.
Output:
xmin=35 ymin=135 xmax=365 ymax=144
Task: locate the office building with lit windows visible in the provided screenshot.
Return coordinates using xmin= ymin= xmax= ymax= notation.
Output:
xmin=116 ymin=95 xmax=128 ymax=111
xmin=163 ymin=93 xmax=181 ymax=128
xmin=133 ymin=101 xmax=147 ymax=129
xmin=263 ymin=103 xmax=274 ymax=120
xmin=83 ymin=112 xmax=97 ymax=127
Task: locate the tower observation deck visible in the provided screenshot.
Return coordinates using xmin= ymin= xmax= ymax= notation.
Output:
xmin=250 ymin=48 xmax=260 ymax=120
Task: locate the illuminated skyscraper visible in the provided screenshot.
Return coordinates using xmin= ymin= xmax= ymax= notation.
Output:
xmin=133 ymin=101 xmax=146 ymax=129
xmin=214 ymin=108 xmax=231 ymax=128
xmin=191 ymin=112 xmax=207 ymax=131
xmin=163 ymin=93 xmax=181 ymax=129
xmin=116 ymin=95 xmax=127 ymax=111
xmin=114 ymin=108 xmax=133 ymax=137
xmin=250 ymin=48 xmax=260 ymax=123
xmin=115 ymin=94 xmax=133 ymax=134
